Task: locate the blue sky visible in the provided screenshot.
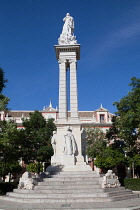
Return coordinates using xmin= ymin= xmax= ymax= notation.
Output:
xmin=0 ymin=0 xmax=140 ymax=114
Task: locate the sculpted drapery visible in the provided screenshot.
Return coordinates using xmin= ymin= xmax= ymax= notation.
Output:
xmin=63 ymin=126 xmax=76 ymax=155
xmin=62 ymin=13 xmax=74 ymax=36
xmin=58 ymin=13 xmax=77 ymax=45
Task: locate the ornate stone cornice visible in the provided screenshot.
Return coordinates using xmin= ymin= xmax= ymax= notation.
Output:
xmin=54 ymin=45 xmax=80 ymax=60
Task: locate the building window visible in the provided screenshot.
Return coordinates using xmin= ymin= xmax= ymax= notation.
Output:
xmin=100 ymin=115 xmax=105 ymax=123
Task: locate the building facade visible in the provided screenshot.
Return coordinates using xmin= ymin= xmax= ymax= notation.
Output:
xmin=0 ymin=102 xmax=114 ymax=132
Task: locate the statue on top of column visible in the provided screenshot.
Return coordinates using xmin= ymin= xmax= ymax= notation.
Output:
xmin=62 ymin=13 xmax=74 ymax=36
xmin=58 ymin=13 xmax=77 ymax=45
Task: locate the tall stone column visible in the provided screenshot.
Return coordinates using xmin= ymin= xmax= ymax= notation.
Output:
xmin=58 ymin=59 xmax=67 ymax=121
xmin=70 ymin=59 xmax=79 ymax=120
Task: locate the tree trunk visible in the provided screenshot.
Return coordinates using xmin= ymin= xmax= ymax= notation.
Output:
xmin=9 ymin=172 xmax=12 ymax=182
xmin=2 ymin=174 xmax=5 ymax=182
xmin=132 ymin=162 xmax=135 ymax=178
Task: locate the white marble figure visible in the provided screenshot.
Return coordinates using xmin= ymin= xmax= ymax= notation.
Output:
xmin=58 ymin=13 xmax=77 ymax=45
xmin=18 ymin=172 xmax=34 ymax=190
xmin=62 ymin=13 xmax=74 ymax=36
xmin=51 ymin=131 xmax=57 ymax=155
xmin=102 ymin=170 xmax=121 ymax=188
xmin=63 ymin=126 xmax=76 ymax=155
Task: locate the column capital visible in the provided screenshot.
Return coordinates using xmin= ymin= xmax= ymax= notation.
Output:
xmin=58 ymin=59 xmax=67 ymax=64
xmin=69 ymin=59 xmax=77 ymax=64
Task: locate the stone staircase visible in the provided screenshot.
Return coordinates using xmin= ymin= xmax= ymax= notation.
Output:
xmin=0 ymin=171 xmax=139 ymax=204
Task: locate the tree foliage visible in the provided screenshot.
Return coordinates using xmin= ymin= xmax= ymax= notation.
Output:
xmin=26 ymin=162 xmax=43 ymax=174
xmin=86 ymin=127 xmax=127 ymax=171
xmin=106 ymin=116 xmax=119 ymax=140
xmin=105 ymin=77 xmax=140 ymax=176
xmin=94 ymin=147 xmax=126 ymax=170
xmin=113 ymin=77 xmax=140 ymax=149
xmin=0 ymin=120 xmax=22 ymax=181
xmin=0 ymin=68 xmax=9 ymax=111
xmin=21 ymin=111 xmax=56 ymax=172
xmin=86 ymin=127 xmax=106 ymax=159
xmin=0 ymin=68 xmax=7 ymax=93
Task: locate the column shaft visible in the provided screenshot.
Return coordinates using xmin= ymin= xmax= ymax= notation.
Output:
xmin=58 ymin=61 xmax=67 ymax=120
xmin=70 ymin=60 xmax=78 ymax=120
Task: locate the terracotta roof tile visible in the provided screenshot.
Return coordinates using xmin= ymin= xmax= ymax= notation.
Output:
xmin=8 ymin=111 xmax=31 ymax=118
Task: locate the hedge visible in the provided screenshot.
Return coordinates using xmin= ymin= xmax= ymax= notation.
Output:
xmin=0 ymin=182 xmax=18 ymax=195
xmin=124 ymin=178 xmax=140 ymax=191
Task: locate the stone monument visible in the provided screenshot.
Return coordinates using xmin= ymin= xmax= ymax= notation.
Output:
xmin=102 ymin=170 xmax=121 ymax=188
xmin=48 ymin=13 xmax=91 ymax=172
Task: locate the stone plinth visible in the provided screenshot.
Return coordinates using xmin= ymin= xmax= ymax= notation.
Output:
xmin=50 ymin=122 xmax=89 ymax=170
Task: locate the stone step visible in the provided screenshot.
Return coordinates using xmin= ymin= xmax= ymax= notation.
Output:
xmin=42 ymin=177 xmax=101 ymax=182
xmin=107 ymin=189 xmax=133 ymax=197
xmin=51 ymin=174 xmax=102 ymax=178
xmin=51 ymin=171 xmax=97 ymax=174
xmin=8 ymin=189 xmax=133 ymax=199
xmin=111 ymin=193 xmax=139 ymax=201
xmin=45 ymin=171 xmax=95 ymax=177
xmin=7 ymin=192 xmax=109 ymax=198
xmin=14 ymin=188 xmax=104 ymax=194
xmin=40 ymin=179 xmax=100 ymax=184
xmin=38 ymin=180 xmax=100 ymax=186
xmin=1 ymin=169 xmax=137 ymax=205
xmin=1 ymin=191 xmax=138 ymax=204
xmin=0 ymin=195 xmax=112 ymax=203
xmin=14 ymin=187 xmax=128 ymax=194
xmin=104 ymin=186 xmax=125 ymax=192
xmin=35 ymin=184 xmax=101 ymax=190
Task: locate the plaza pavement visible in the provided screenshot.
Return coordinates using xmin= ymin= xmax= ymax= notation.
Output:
xmin=0 ymin=196 xmax=140 ymax=210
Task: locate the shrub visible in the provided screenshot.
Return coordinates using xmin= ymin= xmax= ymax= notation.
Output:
xmin=0 ymin=182 xmax=18 ymax=195
xmin=26 ymin=162 xmax=43 ymax=174
xmin=124 ymin=178 xmax=140 ymax=191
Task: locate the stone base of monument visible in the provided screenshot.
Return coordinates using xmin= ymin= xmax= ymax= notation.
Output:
xmin=51 ymin=154 xmax=75 ymax=166
xmin=0 ymin=170 xmax=139 ymax=204
xmin=50 ymin=122 xmax=90 ymax=172
xmin=61 ymin=164 xmax=92 ymax=171
xmin=63 ymin=154 xmax=75 ymax=165
xmin=46 ymin=162 xmax=92 ymax=173
xmin=48 ymin=152 xmax=91 ymax=172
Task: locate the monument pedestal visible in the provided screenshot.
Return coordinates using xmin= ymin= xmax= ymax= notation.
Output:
xmin=48 ymin=121 xmax=91 ymax=173
xmin=51 ymin=154 xmax=75 ymax=166
xmin=63 ymin=154 xmax=75 ymax=165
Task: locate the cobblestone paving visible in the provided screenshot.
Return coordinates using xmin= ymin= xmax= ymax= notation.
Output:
xmin=0 ymin=197 xmax=140 ymax=210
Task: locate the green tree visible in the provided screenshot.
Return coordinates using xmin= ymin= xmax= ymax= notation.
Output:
xmin=0 ymin=120 xmax=22 ymax=182
xmin=21 ymin=111 xmax=56 ymax=173
xmin=86 ymin=127 xmax=106 ymax=159
xmin=106 ymin=116 xmax=119 ymax=141
xmin=113 ymin=77 xmax=140 ymax=149
xmin=113 ymin=77 xmax=140 ymax=176
xmin=0 ymin=68 xmax=9 ymax=111
xmin=86 ymin=127 xmax=127 ymax=172
xmin=94 ymin=147 xmax=126 ymax=172
xmin=26 ymin=162 xmax=43 ymax=174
